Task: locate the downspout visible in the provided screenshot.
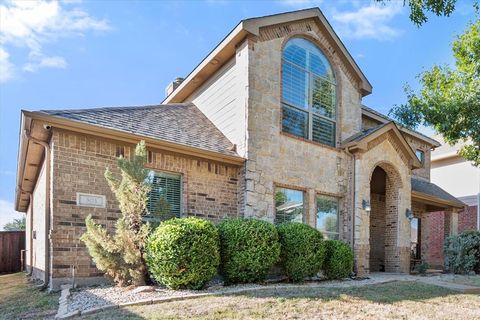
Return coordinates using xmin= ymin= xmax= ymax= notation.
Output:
xmin=345 ymin=146 xmax=356 ymax=272
xmin=17 ymin=188 xmax=33 ymax=276
xmin=23 ymin=129 xmax=51 ymax=289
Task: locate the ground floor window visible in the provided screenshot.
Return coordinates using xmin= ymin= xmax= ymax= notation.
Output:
xmin=275 ymin=187 xmax=304 ymax=224
xmin=316 ymin=194 xmax=339 ymax=239
xmin=146 ymin=171 xmax=182 ymax=221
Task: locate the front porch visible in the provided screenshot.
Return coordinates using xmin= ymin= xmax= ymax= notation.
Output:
xmin=410 ymin=176 xmax=465 ymax=270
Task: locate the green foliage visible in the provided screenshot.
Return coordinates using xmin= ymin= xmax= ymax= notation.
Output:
xmin=3 ymin=217 xmax=25 ymax=231
xmin=415 ymin=262 xmax=430 ymax=275
xmin=375 ymin=0 xmax=458 ymax=26
xmin=444 ymin=230 xmax=480 ymax=274
xmin=390 ymin=19 xmax=480 ymax=166
xmin=81 ymin=141 xmax=152 ymax=286
xmin=323 ymin=240 xmax=353 ymax=279
xmin=277 ymin=222 xmax=325 ymax=282
xmin=218 ymin=218 xmax=280 ymax=284
xmin=145 ymin=217 xmax=220 ymax=290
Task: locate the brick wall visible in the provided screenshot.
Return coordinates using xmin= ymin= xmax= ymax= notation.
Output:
xmin=49 ymin=128 xmax=241 ymax=284
xmin=458 ymin=205 xmax=478 ymax=232
xmin=421 ymin=211 xmax=445 ymax=269
xmin=369 ymin=193 xmax=386 ymax=272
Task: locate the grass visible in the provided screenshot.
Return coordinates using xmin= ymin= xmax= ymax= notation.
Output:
xmin=81 ymin=281 xmax=480 ymax=320
xmin=0 ymin=272 xmax=59 ymax=320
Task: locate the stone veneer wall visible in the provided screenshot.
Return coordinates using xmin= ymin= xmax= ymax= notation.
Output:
xmin=354 ymin=132 xmax=412 ymax=274
xmin=406 ymin=134 xmax=431 ymax=180
xmin=49 ymin=128 xmax=241 ymax=287
xmin=243 ymin=19 xmax=362 ymax=245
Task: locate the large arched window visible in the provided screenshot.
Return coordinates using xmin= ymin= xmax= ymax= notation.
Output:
xmin=282 ymin=37 xmax=336 ymax=146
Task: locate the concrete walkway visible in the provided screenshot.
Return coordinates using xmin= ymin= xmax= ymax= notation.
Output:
xmin=369 ymin=273 xmax=480 ymax=294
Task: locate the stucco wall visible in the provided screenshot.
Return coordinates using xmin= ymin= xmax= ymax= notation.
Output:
xmin=432 ymin=156 xmax=480 ymax=198
xmin=49 ymin=128 xmax=241 ymax=288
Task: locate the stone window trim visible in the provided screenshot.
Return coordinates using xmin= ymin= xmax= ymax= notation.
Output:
xmin=273 ymin=182 xmax=309 ymax=224
xmin=278 ymin=33 xmax=343 ymax=149
xmin=280 ymin=131 xmax=342 ymax=153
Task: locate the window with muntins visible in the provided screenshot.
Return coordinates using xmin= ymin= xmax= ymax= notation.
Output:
xmin=275 ymin=187 xmax=305 ymax=224
xmin=282 ymin=37 xmax=336 ymax=147
xmin=316 ymin=194 xmax=339 ymax=239
xmin=146 ymin=171 xmax=182 ymax=221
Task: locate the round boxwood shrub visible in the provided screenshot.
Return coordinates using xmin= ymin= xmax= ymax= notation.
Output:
xmin=277 ymin=222 xmax=325 ymax=282
xmin=323 ymin=240 xmax=353 ymax=279
xmin=145 ymin=217 xmax=220 ymax=290
xmin=218 ymin=218 xmax=280 ymax=284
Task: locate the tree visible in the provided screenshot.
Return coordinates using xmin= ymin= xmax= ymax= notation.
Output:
xmin=81 ymin=141 xmax=153 ymax=286
xmin=375 ymin=0 xmax=458 ymax=26
xmin=3 ymin=217 xmax=25 ymax=231
xmin=390 ymin=19 xmax=480 ymax=166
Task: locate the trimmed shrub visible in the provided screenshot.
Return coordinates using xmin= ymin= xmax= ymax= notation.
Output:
xmin=323 ymin=240 xmax=353 ymax=279
xmin=218 ymin=218 xmax=280 ymax=284
xmin=145 ymin=217 xmax=220 ymax=290
xmin=444 ymin=230 xmax=480 ymax=274
xmin=277 ymin=222 xmax=325 ymax=282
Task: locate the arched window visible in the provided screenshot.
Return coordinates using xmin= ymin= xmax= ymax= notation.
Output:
xmin=282 ymin=37 xmax=336 ymax=146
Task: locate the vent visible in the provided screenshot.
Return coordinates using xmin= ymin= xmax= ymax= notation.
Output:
xmin=165 ymin=77 xmax=184 ymax=97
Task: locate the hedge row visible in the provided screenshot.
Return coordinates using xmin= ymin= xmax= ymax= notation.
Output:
xmin=145 ymin=217 xmax=353 ymax=289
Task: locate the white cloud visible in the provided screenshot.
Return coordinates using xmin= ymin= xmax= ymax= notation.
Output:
xmin=331 ymin=3 xmax=403 ymax=41
xmin=23 ymin=55 xmax=67 ymax=72
xmin=0 ymin=199 xmax=24 ymax=231
xmin=279 ymin=0 xmax=324 ymax=8
xmin=0 ymin=0 xmax=111 ymax=82
xmin=0 ymin=47 xmax=14 ymax=82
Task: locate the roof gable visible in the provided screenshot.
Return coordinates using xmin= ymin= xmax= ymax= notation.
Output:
xmin=342 ymin=122 xmax=422 ymax=169
xmin=164 ymin=7 xmax=372 ymax=104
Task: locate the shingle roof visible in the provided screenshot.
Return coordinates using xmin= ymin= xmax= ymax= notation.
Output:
xmin=362 ymin=105 xmax=440 ymax=146
xmin=39 ymin=103 xmax=240 ymax=157
xmin=411 ymin=176 xmax=465 ymax=207
xmin=341 ymin=122 xmax=390 ymax=145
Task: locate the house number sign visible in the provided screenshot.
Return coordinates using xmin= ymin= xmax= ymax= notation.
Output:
xmin=76 ymin=192 xmax=106 ymax=208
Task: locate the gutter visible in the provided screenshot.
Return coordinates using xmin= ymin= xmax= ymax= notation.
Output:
xmin=23 ymin=129 xmax=51 ymax=289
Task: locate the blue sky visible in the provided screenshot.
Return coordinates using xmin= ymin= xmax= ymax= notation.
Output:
xmin=0 ymin=0 xmax=476 ymax=227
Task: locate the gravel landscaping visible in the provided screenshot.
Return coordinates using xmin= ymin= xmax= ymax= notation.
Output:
xmin=66 ymin=274 xmax=414 ymax=314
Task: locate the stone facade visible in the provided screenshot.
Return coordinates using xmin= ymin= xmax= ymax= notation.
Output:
xmin=47 ymin=128 xmax=241 ymax=286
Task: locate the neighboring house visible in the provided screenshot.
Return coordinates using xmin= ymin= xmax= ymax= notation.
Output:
xmin=418 ymin=137 xmax=480 ymax=268
xmin=15 ymin=8 xmax=464 ymax=290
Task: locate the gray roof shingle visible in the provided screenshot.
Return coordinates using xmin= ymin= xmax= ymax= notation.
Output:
xmin=411 ymin=176 xmax=465 ymax=207
xmin=341 ymin=122 xmax=391 ymax=145
xmin=39 ymin=103 xmax=240 ymax=157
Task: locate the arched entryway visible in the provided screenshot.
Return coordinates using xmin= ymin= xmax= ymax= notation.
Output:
xmin=369 ymin=163 xmax=403 ymax=272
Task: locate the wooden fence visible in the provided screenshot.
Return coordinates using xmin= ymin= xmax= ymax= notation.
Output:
xmin=0 ymin=231 xmax=25 ymax=273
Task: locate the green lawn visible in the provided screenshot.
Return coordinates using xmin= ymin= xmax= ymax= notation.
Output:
xmin=82 ymin=281 xmax=480 ymax=320
xmin=0 ymin=272 xmax=59 ymax=320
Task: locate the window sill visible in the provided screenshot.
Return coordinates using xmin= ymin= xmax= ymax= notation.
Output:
xmin=280 ymin=132 xmax=340 ymax=153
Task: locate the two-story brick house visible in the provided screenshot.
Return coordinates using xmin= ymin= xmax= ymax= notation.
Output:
xmin=15 ymin=8 xmax=464 ymax=290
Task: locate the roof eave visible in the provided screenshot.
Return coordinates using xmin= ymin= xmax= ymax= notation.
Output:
xmin=23 ymin=111 xmax=245 ymax=165
xmin=412 ymin=190 xmax=465 ymax=209
xmin=15 ymin=112 xmax=33 ymax=212
xmin=343 ymin=122 xmax=422 ymax=169
xmin=361 ymin=108 xmax=441 ymax=147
